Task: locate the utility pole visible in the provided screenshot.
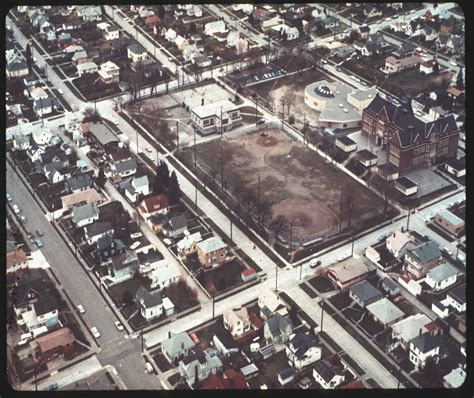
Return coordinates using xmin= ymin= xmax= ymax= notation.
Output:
xmin=40 ymin=97 xmax=44 ymax=127
xmin=406 ymin=206 xmax=411 ymax=231
xmin=339 ymin=185 xmax=344 ymax=233
xmin=281 ymin=99 xmax=285 ymax=129
xmin=299 ymin=262 xmax=303 ymax=280
xmin=176 ymin=121 xmax=179 ymax=151
xmin=220 ymin=144 xmax=224 ymax=190
xmin=230 ymin=219 xmax=233 ymax=241
xmin=141 ymin=329 xmax=144 ymax=352
xmin=136 ymin=130 xmax=139 ymax=153
xmin=194 ymin=179 xmax=197 ymax=210
xmin=220 ymin=106 xmax=223 ymax=138
xmin=212 ymin=292 xmax=215 ymax=319
xmin=351 ymin=232 xmax=355 ymax=257
xmin=320 ymin=299 xmax=324 ymax=332
xmin=275 ymin=266 xmax=278 ymax=291
xmin=257 ymin=175 xmax=261 ymax=224
xmin=193 ymin=128 xmax=197 ymax=166
xmin=289 ymin=222 xmax=293 ymax=255
xmin=255 ymin=97 xmax=258 ymax=126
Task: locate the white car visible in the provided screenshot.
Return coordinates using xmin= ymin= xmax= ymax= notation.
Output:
xmin=91 ymin=327 xmax=101 ymax=338
xmin=130 ymin=241 xmax=141 ymax=250
xmin=146 ymin=147 xmax=153 ymax=153
xmin=115 ymin=321 xmax=124 ymax=331
xmin=58 ymin=88 xmax=64 ymax=95
xmin=449 ymin=61 xmax=458 ymax=67
xmin=163 ymin=238 xmax=172 ymax=245
xmin=77 ymin=304 xmax=85 ymax=314
xmin=12 ymin=204 xmax=20 ymax=214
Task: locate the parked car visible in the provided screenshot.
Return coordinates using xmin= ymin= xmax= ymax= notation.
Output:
xmin=130 ymin=241 xmax=141 ymax=250
xmin=256 ymin=118 xmax=266 ymax=125
xmin=145 ymin=362 xmax=154 ymax=374
xmin=163 ymin=238 xmax=172 ymax=246
xmin=58 ymin=88 xmax=64 ymax=95
xmin=130 ymin=232 xmax=143 ymax=239
xmin=6 ymin=193 xmax=12 ymax=202
xmin=146 ymin=147 xmax=152 ymax=153
xmin=12 ymin=204 xmax=20 ymax=214
xmin=115 ymin=321 xmax=124 ymax=331
xmin=378 ymin=234 xmax=388 ymax=241
xmin=442 ymin=247 xmax=453 ymax=256
xmin=299 ymin=376 xmax=312 ymax=389
xmin=19 ymin=215 xmax=27 ymax=224
xmin=189 ymin=332 xmax=200 ymax=345
xmin=77 ymin=304 xmax=85 ymax=314
xmin=34 ymin=239 xmax=44 ymax=248
xmin=36 ymin=230 xmax=43 ymax=237
xmin=91 ymin=327 xmax=101 ymax=338
xmin=309 ymin=259 xmax=321 ymax=268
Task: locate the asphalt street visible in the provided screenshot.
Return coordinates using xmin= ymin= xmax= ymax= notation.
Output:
xmin=6 ymin=161 xmax=162 ymax=390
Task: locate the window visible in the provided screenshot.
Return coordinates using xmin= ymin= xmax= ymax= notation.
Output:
xmin=203 ymin=118 xmax=211 ymax=127
xmin=389 ymin=145 xmax=400 ymax=156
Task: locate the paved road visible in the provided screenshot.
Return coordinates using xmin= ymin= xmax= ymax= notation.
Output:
xmin=6 ymin=161 xmax=162 ymax=390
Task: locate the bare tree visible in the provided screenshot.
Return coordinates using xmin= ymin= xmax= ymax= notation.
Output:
xmin=259 ymin=199 xmax=273 ymax=226
xmin=112 ymin=96 xmax=124 ymax=112
xmin=282 ymin=87 xmax=296 ymax=115
xmin=241 ymin=187 xmax=257 ymax=214
xmin=269 ymin=214 xmax=289 ymax=243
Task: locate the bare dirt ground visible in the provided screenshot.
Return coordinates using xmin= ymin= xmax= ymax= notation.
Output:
xmin=190 ymin=128 xmax=384 ymax=242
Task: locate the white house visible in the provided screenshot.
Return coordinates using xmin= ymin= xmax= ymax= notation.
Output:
xmin=110 ymin=158 xmax=137 ymax=178
xmin=176 ymin=232 xmax=202 ymax=257
xmin=32 ymin=128 xmax=60 ymax=147
xmin=135 ymin=287 xmax=175 ymax=321
xmin=445 ymin=284 xmax=466 ymax=313
xmin=425 ymin=263 xmax=461 ymax=292
xmin=98 ymin=61 xmax=120 ymax=84
xmin=142 ymin=259 xmax=181 ymax=290
xmin=223 ymin=307 xmax=251 ymax=338
xmin=227 ymin=30 xmax=240 ymax=47
xmin=390 ymin=313 xmax=431 ymax=349
xmin=409 ymin=332 xmax=443 ymax=369
xmin=124 ymin=175 xmax=149 ymax=203
xmin=77 ymin=61 xmax=99 ymax=77
xmin=285 ymin=332 xmax=321 ymax=370
xmin=71 ymin=203 xmax=100 ymax=227
xmin=204 ymin=20 xmax=227 ymax=36
xmin=104 ymin=26 xmax=120 ymax=41
xmin=312 ymin=360 xmax=345 ymax=389
xmin=165 ymin=28 xmax=177 ymax=42
xmin=190 ymin=99 xmax=242 ymax=136
xmin=127 ymin=43 xmax=148 ymax=63
xmin=386 ymin=230 xmax=416 ymax=260
xmin=271 ymin=24 xmax=300 ymax=40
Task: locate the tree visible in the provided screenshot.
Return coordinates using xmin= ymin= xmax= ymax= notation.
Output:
xmin=241 ymin=187 xmax=257 ymax=214
xmin=25 ymin=43 xmax=32 ymax=73
xmin=95 ymin=167 xmax=106 ymax=188
xmin=82 ymin=107 xmax=101 ymax=123
xmin=282 ymin=87 xmax=296 ymax=115
xmin=259 ymin=200 xmax=273 ymax=226
xmin=157 ymin=4 xmax=165 ymax=19
xmin=269 ymin=215 xmax=289 ymax=243
xmin=168 ymin=171 xmax=181 ymax=206
xmin=152 ymin=162 xmax=169 ymax=194
xmin=456 ymin=67 xmax=464 ymax=90
xmin=112 ymin=96 xmax=124 ymax=111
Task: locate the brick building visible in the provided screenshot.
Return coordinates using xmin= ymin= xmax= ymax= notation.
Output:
xmin=362 ymin=94 xmax=459 ymax=173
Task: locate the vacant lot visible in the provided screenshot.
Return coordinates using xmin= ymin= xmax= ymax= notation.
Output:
xmin=381 ymin=69 xmax=452 ymax=98
xmin=248 ymin=69 xmax=327 ymax=130
xmin=186 ymin=128 xmax=384 ymax=244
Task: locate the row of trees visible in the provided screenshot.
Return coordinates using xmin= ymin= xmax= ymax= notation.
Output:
xmin=153 ymin=161 xmax=181 ymax=206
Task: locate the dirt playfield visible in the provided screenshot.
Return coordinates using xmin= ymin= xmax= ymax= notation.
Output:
xmin=189 ymin=128 xmax=385 ymax=243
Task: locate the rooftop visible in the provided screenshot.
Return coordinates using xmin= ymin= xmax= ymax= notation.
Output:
xmin=191 ymin=99 xmax=238 ymax=119
xmin=427 ymin=263 xmax=461 ymax=283
xmin=437 ymin=209 xmax=464 ymax=226
xmin=396 ymin=176 xmax=418 ymax=189
xmin=366 ymin=298 xmax=405 ymax=325
xmin=196 ymin=236 xmax=227 ymax=254
xmin=349 ymin=280 xmax=382 ymax=303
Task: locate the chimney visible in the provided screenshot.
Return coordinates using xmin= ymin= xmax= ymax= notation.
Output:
xmin=201 ymin=98 xmax=204 ymax=106
xmin=181 ymin=342 xmax=185 ymax=349
xmin=408 ymin=125 xmax=414 ymax=143
xmin=419 ymin=328 xmax=423 ymax=336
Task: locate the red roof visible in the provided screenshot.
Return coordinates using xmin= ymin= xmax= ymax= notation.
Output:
xmin=249 ymin=312 xmax=263 ymax=330
xmin=139 ymin=194 xmax=169 ymax=213
xmin=37 ymin=327 xmax=75 ymax=353
xmin=241 ymin=267 xmax=256 ymax=277
xmin=421 ymin=59 xmax=436 ymax=67
xmin=201 ymin=370 xmax=248 ymax=389
xmin=342 ymin=380 xmax=365 ymax=389
xmin=7 ymin=250 xmax=28 ymax=269
xmin=145 ymin=15 xmax=160 ymax=25
xmin=223 ymin=369 xmax=248 ymax=389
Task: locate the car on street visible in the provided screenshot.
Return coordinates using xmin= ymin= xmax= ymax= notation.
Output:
xmin=19 ymin=215 xmax=27 ymax=224
xmin=146 ymin=147 xmax=152 ymax=153
xmin=256 ymin=118 xmax=266 ymax=125
xmin=58 ymin=88 xmax=64 ymax=95
xmin=115 ymin=321 xmax=124 ymax=331
xmin=34 ymin=239 xmax=44 ymax=248
xmin=361 ymin=81 xmax=368 ymax=86
xmin=309 ymin=259 xmax=322 ymax=268
xmin=190 ymin=332 xmax=200 ymax=344
xmin=336 ymin=66 xmax=342 ymax=72
xmin=130 ymin=231 xmax=143 ymax=239
xmin=77 ymin=304 xmax=85 ymax=314
xmin=27 ymin=233 xmax=34 ymax=243
xmin=321 ymin=59 xmax=328 ymax=64
xmin=163 ymin=238 xmax=172 ymax=245
xmin=385 ymin=17 xmax=392 ymax=21
xmin=442 ymin=247 xmax=453 ymax=256
xmin=91 ymin=327 xmax=101 ymax=338
xmin=450 ymin=60 xmax=458 ymax=67
xmin=378 ymin=234 xmax=388 ymax=241
xmin=145 ymin=362 xmax=154 ymax=373
xmin=12 ymin=204 xmax=20 ymax=214
xmin=6 ymin=193 xmax=12 ymax=202
xmin=36 ymin=229 xmax=43 ymax=237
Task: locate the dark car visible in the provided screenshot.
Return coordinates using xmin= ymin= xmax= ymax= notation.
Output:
xmin=36 ymin=230 xmax=43 ymax=237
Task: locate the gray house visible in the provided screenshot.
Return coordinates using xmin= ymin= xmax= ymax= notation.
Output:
xmin=65 ymin=172 xmax=94 ymax=193
xmin=264 ymin=313 xmax=293 ymax=344
xmin=72 ymin=203 xmax=100 ymax=227
xmin=349 ymin=280 xmax=383 ymax=308
xmin=104 ymin=250 xmax=139 ymax=286
xmin=179 ymin=348 xmax=223 ymax=387
xmin=161 ymin=331 xmax=196 ymax=364
xmin=162 ymin=214 xmax=187 ymax=238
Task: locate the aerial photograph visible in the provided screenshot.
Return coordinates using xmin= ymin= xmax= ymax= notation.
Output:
xmin=5 ymin=2 xmax=466 ymax=391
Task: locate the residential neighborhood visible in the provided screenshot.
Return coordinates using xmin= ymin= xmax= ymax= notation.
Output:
xmin=5 ymin=2 xmax=466 ymax=392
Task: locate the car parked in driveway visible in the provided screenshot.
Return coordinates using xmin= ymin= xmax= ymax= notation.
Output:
xmin=91 ymin=327 xmax=101 ymax=338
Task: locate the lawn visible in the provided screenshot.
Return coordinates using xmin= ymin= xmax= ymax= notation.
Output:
xmin=108 ymin=277 xmax=144 ymax=308
xmin=151 ymin=351 xmax=173 ymax=373
xmin=328 ymin=291 xmax=353 ymax=311
xmin=308 ymin=276 xmax=334 ymax=294
xmin=261 ymin=350 xmax=290 ymax=389
xmin=197 ymin=257 xmax=247 ymax=295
